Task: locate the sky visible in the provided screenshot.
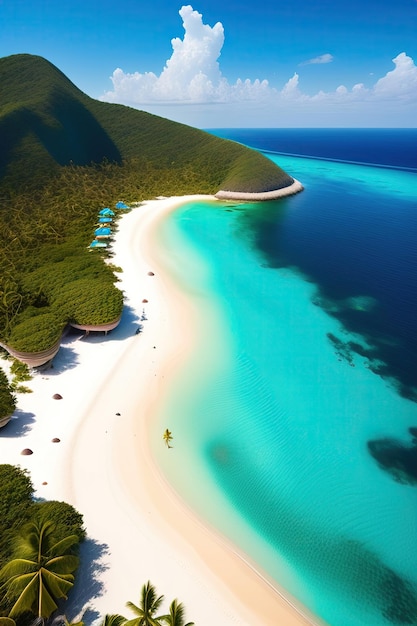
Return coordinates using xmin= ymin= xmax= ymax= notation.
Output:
xmin=1 ymin=0 xmax=417 ymax=128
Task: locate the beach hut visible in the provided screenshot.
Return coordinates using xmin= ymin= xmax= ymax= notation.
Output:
xmin=95 ymin=226 xmax=112 ymax=238
xmin=99 ymin=208 xmax=115 ymax=217
xmin=115 ymin=201 xmax=129 ymax=209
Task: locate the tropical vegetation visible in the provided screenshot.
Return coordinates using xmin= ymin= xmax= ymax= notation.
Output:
xmin=0 ymin=469 xmax=194 ymax=625
xmin=0 ymin=369 xmax=16 ymax=420
xmin=0 ymin=465 xmax=85 ymax=623
xmin=0 ymin=466 xmax=34 ymax=568
xmin=101 ymin=581 xmax=194 ymax=626
xmin=0 ymin=53 xmax=293 ymax=357
xmin=1 ymin=53 xmax=286 ymax=621
xmin=0 ymin=520 xmax=79 ymax=619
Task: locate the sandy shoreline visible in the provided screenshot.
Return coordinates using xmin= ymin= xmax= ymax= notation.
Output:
xmin=0 ymin=195 xmax=319 ymax=626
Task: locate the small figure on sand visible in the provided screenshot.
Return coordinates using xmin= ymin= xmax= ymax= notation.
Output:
xmin=163 ymin=428 xmax=173 ymax=448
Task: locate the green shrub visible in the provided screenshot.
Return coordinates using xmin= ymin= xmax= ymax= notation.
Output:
xmin=50 ymin=277 xmax=123 ymax=325
xmin=10 ymin=360 xmax=32 ymax=382
xmin=27 ymin=500 xmax=86 ymax=544
xmin=0 ymin=369 xmax=16 ymax=419
xmin=7 ymin=312 xmax=65 ymax=352
xmin=0 ymin=465 xmax=33 ymax=567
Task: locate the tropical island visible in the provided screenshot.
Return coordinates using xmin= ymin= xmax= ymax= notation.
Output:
xmin=0 ymin=53 xmax=301 ymax=369
xmin=0 ymin=54 xmax=310 ymax=626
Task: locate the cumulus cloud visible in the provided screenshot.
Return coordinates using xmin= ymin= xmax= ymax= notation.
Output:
xmin=281 ymin=73 xmax=306 ymax=100
xmin=102 ymin=5 xmax=268 ymax=104
xmin=373 ymin=52 xmax=417 ymax=99
xmin=302 ymin=52 xmax=417 ymax=105
xmin=301 ymin=53 xmax=334 ymax=65
xmin=101 ymin=5 xmax=417 ymax=121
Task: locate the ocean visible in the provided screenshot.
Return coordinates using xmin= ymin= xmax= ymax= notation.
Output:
xmin=151 ymin=129 xmax=417 ymax=626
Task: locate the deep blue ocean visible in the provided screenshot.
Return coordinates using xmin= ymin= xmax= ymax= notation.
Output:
xmin=210 ymin=129 xmax=417 ymax=402
xmin=155 ymin=129 xmax=417 ymax=626
xmin=209 ymin=128 xmax=417 ymax=171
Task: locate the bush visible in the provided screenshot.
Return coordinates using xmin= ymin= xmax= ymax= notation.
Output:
xmin=0 ymin=465 xmax=33 ymax=567
xmin=53 ymin=278 xmax=123 ymax=325
xmin=7 ymin=312 xmax=65 ymax=352
xmin=9 ymin=360 xmax=32 ymax=382
xmin=0 ymin=369 xmax=16 ymax=419
xmin=27 ymin=500 xmax=86 ymax=545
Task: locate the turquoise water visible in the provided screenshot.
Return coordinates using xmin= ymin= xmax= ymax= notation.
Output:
xmin=151 ymin=156 xmax=417 ymax=626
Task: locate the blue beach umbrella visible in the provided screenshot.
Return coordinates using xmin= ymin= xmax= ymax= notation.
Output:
xmin=89 ymin=240 xmax=108 ymax=248
xmin=95 ymin=226 xmax=112 ymax=237
xmin=99 ymin=208 xmax=115 ymax=216
xmin=115 ymin=201 xmax=129 ymax=209
xmin=98 ymin=217 xmax=113 ymax=223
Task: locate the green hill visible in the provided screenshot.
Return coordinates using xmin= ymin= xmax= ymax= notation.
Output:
xmin=0 ymin=53 xmax=294 ymax=358
xmin=0 ymin=53 xmax=292 ymax=195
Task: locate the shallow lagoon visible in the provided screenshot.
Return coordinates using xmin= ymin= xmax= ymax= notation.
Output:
xmin=152 ymin=151 xmax=417 ymax=626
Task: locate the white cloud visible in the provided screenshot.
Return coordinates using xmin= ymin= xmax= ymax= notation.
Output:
xmin=102 ymin=5 xmax=266 ymax=104
xmin=278 ymin=52 xmax=417 ymax=106
xmin=373 ymin=52 xmax=417 ymax=99
xmin=100 ymin=6 xmax=417 ymax=126
xmin=301 ymin=53 xmax=334 ymax=65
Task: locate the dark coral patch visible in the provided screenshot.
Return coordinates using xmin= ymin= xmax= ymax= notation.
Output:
xmin=367 ymin=430 xmax=417 ymax=486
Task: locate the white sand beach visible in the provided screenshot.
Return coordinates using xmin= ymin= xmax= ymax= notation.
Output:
xmin=0 ymin=196 xmax=317 ymax=626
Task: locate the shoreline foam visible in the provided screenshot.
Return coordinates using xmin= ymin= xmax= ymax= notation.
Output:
xmin=0 ymin=195 xmax=318 ymax=626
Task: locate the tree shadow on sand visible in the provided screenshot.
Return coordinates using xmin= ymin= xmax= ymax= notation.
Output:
xmin=95 ymin=304 xmax=144 ymax=342
xmin=41 ymin=343 xmax=80 ymax=375
xmin=34 ymin=304 xmax=145 ymax=378
xmin=0 ymin=409 xmax=35 ymax=437
xmin=65 ymin=538 xmax=110 ymax=624
xmin=66 ymin=304 xmax=143 ymax=347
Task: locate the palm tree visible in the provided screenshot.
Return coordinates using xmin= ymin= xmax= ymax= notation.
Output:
xmin=125 ymin=581 xmax=164 ymax=626
xmin=0 ymin=520 xmax=79 ymax=619
xmin=160 ymin=599 xmax=194 ymax=626
xmin=98 ymin=615 xmax=127 ymax=626
xmin=162 ymin=429 xmax=173 ymax=449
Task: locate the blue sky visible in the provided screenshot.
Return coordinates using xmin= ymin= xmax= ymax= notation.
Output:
xmin=1 ymin=0 xmax=416 ymax=127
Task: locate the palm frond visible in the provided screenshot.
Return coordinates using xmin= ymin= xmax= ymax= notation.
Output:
xmin=37 ymin=572 xmax=60 ymax=618
xmin=142 ymin=581 xmax=164 ymax=615
xmin=125 ymin=602 xmax=143 ymax=618
xmin=159 ymin=599 xmax=194 ymax=626
xmin=0 ymin=559 xmax=36 ymax=581
xmin=46 ymin=555 xmax=79 ymax=575
xmin=8 ymin=572 xmax=39 ymax=617
xmin=40 ymin=568 xmax=74 ymax=598
xmin=47 ymin=535 xmax=80 ymax=559
xmin=98 ymin=614 xmax=128 ymax=626
xmin=3 ymin=571 xmax=37 ymax=596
